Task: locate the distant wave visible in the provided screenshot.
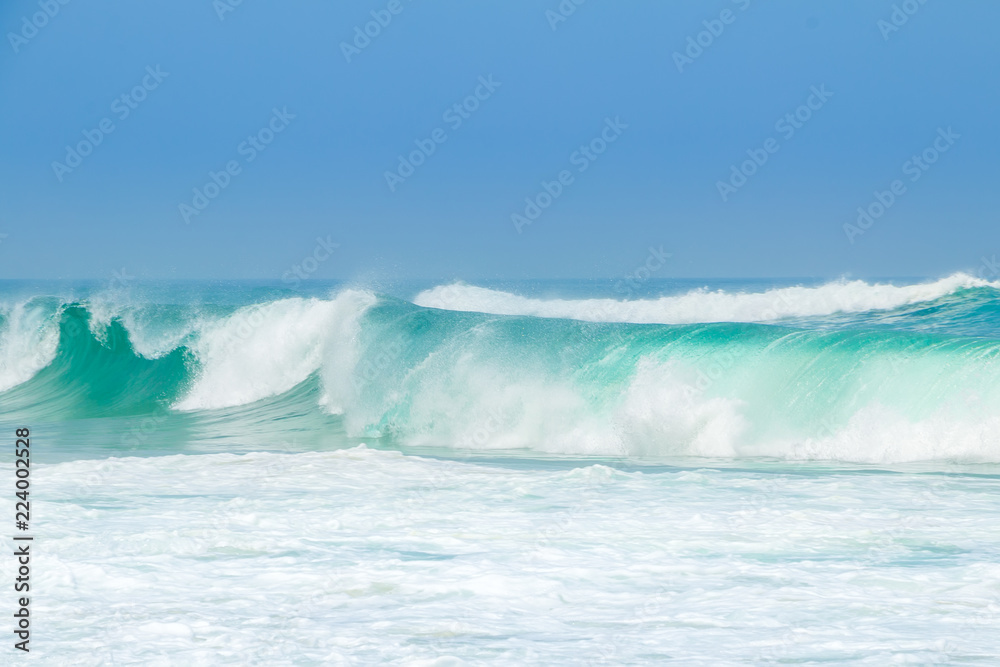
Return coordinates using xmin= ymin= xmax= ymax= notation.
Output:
xmin=412 ymin=273 xmax=999 ymax=324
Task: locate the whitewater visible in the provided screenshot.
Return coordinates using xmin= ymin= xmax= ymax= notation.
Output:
xmin=2 ymin=275 xmax=1000 ymax=663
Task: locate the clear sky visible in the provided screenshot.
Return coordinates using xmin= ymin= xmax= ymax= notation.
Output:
xmin=1 ymin=0 xmax=998 ymax=281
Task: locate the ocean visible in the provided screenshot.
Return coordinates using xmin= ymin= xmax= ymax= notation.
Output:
xmin=2 ymin=275 xmax=1000 ymax=664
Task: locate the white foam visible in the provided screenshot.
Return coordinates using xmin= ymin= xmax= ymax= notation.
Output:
xmin=613 ymin=359 xmax=748 ymax=458
xmin=413 ymin=273 xmax=997 ymax=324
xmin=18 ymin=447 xmax=1000 ymax=663
xmin=0 ymin=300 xmax=62 ymax=392
xmin=356 ymin=351 xmax=747 ymax=458
xmin=174 ymin=290 xmax=376 ymax=411
xmin=376 ymin=353 xmax=1000 ymax=464
xmin=86 ymin=298 xmax=198 ymax=360
xmin=775 ymin=403 xmax=1000 ymax=464
xmin=318 ymin=291 xmax=378 ymax=415
xmin=342 ymin=333 xmax=622 ymax=454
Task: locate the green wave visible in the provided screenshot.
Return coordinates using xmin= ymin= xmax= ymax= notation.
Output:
xmin=2 ymin=294 xmax=1000 ymax=462
xmin=1 ymin=304 xmax=189 ymax=420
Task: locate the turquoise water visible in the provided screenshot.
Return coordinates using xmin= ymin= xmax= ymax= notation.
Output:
xmin=2 ymin=276 xmax=1000 ymax=663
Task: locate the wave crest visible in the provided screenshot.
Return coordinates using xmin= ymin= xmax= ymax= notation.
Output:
xmin=174 ymin=290 xmax=376 ymax=411
xmin=413 ymin=273 xmax=998 ymax=324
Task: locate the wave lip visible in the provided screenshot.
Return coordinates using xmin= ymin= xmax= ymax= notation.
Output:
xmin=412 ymin=273 xmax=998 ymax=324
xmin=0 ymin=299 xmax=63 ymax=392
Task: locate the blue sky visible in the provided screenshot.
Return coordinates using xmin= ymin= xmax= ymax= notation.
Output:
xmin=1 ymin=0 xmax=998 ymax=280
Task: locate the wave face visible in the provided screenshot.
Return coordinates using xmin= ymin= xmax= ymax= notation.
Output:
xmin=3 ymin=275 xmax=1000 ymax=464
